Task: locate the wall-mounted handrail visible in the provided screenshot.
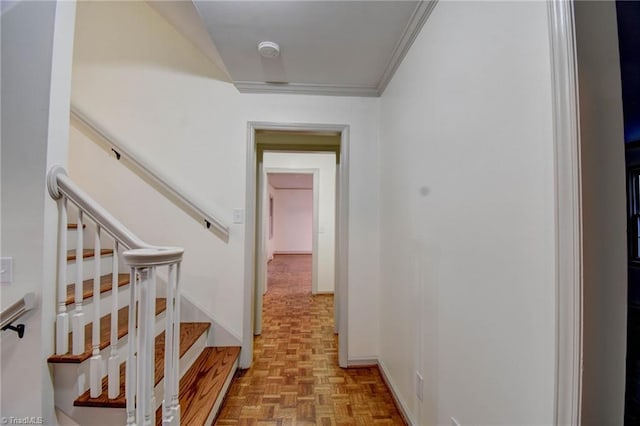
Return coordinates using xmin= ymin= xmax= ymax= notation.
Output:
xmin=1 ymin=292 xmax=36 ymax=337
xmin=70 ymin=105 xmax=230 ymax=243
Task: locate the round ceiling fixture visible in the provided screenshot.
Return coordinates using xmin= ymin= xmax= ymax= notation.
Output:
xmin=258 ymin=41 xmax=280 ymax=58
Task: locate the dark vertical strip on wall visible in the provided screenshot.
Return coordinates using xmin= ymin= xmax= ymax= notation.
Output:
xmin=617 ymin=1 xmax=640 ymax=143
xmin=617 ymin=2 xmax=640 ymax=424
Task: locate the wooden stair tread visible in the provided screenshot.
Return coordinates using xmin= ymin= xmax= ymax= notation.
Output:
xmin=65 ymin=274 xmax=130 ymax=305
xmin=48 ymin=299 xmax=167 ymax=364
xmin=66 ymin=249 xmax=113 ymax=262
xmin=74 ymin=323 xmax=211 ymax=408
xmin=155 ymin=346 xmax=241 ymax=425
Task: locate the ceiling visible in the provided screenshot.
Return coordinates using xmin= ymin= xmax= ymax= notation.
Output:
xmin=268 ymin=173 xmax=314 ymax=189
xmin=151 ymin=1 xmax=436 ymax=97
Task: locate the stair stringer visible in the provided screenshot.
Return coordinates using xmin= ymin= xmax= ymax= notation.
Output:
xmin=180 ymin=293 xmax=241 ymax=347
xmin=205 ymin=354 xmax=239 ymax=425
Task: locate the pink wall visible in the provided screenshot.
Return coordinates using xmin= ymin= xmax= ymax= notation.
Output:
xmin=273 ymin=189 xmax=313 ymax=253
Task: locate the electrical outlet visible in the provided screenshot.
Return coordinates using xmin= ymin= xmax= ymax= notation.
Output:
xmin=1 ymin=257 xmax=13 ymax=284
xmin=451 ymin=417 xmax=461 ymax=426
xmin=416 ymin=371 xmax=424 ymax=401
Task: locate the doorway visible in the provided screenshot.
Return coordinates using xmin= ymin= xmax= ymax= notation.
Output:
xmin=262 ymin=168 xmax=320 ymax=296
xmin=243 ymin=122 xmax=350 ymax=369
xmin=253 ymin=166 xmax=324 ymax=335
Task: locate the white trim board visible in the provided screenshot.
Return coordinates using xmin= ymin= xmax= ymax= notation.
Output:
xmin=243 ymin=122 xmax=350 ymax=369
xmin=180 ymin=293 xmax=242 ymax=347
xmin=376 ymin=0 xmax=438 ymax=95
xmin=547 ymin=1 xmax=583 ymax=425
xmin=235 ymin=81 xmax=379 ymax=98
xmin=234 ymin=1 xmax=438 ymax=98
xmin=378 ymin=359 xmax=416 ymax=426
xmin=273 ymin=251 xmax=313 ymax=255
xmin=345 ymin=357 xmax=416 ymax=426
xmin=206 ymin=356 xmax=239 ymax=425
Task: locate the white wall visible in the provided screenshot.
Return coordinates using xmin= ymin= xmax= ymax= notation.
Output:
xmin=70 ymin=1 xmax=380 ymax=359
xmin=575 ymin=1 xmax=627 ymax=423
xmin=378 ymin=2 xmax=555 ymax=425
xmin=273 ymin=189 xmax=313 ymax=253
xmin=1 ymin=0 xmax=75 ymax=421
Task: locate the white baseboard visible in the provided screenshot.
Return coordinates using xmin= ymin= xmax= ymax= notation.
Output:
xmin=347 ymin=356 xmax=415 ymax=426
xmin=346 ymin=357 xmax=378 ymax=367
xmin=273 ymin=251 xmax=312 ymax=255
xmin=56 ymin=408 xmax=80 ymax=426
xmin=377 ymin=358 xmax=416 ymax=426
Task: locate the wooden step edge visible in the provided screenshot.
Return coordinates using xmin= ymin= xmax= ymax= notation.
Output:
xmin=155 ymin=347 xmax=241 ymax=426
xmin=66 ymin=249 xmax=114 ymax=262
xmin=67 ymin=224 xmax=87 ymax=230
xmin=65 ymin=273 xmax=130 ymax=305
xmin=74 ymin=323 xmax=211 ymax=408
xmin=47 ymin=298 xmax=167 ymax=364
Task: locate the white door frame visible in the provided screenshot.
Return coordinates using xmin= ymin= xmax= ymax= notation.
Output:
xmin=253 ymin=167 xmax=320 ymax=335
xmin=548 ymin=1 xmax=583 ymax=424
xmin=242 ymin=122 xmax=349 ymax=369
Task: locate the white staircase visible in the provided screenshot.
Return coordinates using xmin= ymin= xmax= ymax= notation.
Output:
xmin=47 ymin=167 xmax=240 ymax=425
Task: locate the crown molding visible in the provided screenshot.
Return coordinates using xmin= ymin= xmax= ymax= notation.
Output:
xmin=234 ymin=81 xmax=379 ymax=97
xmin=232 ymin=1 xmax=437 ymax=98
xmin=376 ymin=0 xmax=438 ymax=95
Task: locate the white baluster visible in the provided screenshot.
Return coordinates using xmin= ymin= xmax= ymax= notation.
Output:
xmin=90 ymin=224 xmax=102 ymax=397
xmin=126 ymin=267 xmax=137 ymax=426
xmin=144 ymin=267 xmax=157 ymax=426
xmin=108 ymin=241 xmax=120 ymax=399
xmin=71 ymin=210 xmax=85 ymax=355
xmin=170 ymin=262 xmax=181 ymax=425
xmin=56 ymin=197 xmax=69 ymax=355
xmin=136 ymin=268 xmax=149 ymax=424
xmin=162 ymin=264 xmax=175 ymax=425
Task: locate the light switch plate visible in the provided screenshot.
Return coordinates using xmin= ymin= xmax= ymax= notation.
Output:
xmin=1 ymin=257 xmax=14 ymax=284
xmin=416 ymin=371 xmax=424 ymax=401
xmin=233 ymin=209 xmax=244 ymax=224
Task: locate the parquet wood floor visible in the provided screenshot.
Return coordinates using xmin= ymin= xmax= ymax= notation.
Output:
xmin=216 ymin=254 xmax=405 ymax=426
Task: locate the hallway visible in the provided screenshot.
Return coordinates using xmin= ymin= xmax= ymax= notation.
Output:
xmin=216 ymin=254 xmax=405 ymax=425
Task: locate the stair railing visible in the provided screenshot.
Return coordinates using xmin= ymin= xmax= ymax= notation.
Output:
xmin=48 ymin=165 xmax=183 ymax=426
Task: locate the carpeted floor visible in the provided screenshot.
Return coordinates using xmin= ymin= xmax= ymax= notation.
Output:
xmin=215 ymin=254 xmax=405 ymax=425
